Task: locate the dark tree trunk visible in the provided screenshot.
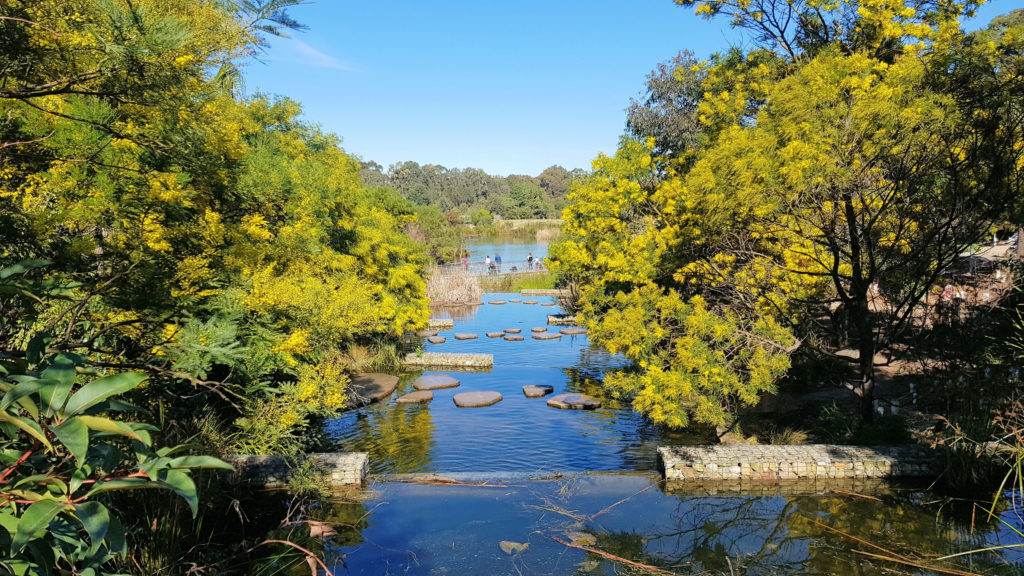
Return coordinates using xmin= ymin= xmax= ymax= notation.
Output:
xmin=855 ymin=301 xmax=876 ymax=422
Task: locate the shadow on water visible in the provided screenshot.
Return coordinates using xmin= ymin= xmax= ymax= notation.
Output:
xmin=262 ymin=474 xmax=1024 ymax=576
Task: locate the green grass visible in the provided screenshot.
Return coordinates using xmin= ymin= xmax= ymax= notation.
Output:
xmin=478 ymin=271 xmax=555 ymax=292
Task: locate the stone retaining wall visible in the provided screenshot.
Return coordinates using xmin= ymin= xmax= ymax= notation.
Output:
xmin=228 ymin=452 xmax=368 ymax=488
xmin=404 ymin=352 xmax=493 ymax=369
xmin=659 ymin=445 xmax=940 ymax=482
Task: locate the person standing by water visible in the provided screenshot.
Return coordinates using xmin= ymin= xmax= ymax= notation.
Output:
xmin=495 ymin=254 xmax=502 ymax=272
xmin=527 ymin=252 xmax=534 ymax=270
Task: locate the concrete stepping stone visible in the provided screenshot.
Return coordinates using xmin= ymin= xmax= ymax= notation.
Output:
xmin=523 ymin=300 xmax=538 ymax=305
xmin=427 ymin=336 xmax=446 ymax=344
xmin=547 ymin=393 xmax=601 ymax=410
xmin=531 ymin=327 xmax=548 ymax=333
xmin=509 ymin=298 xmax=522 ymax=303
xmin=532 ymin=332 xmax=562 ymax=340
xmin=454 ymin=333 xmax=478 ymax=340
xmin=503 ymin=334 xmax=525 ymax=341
xmin=560 ymin=327 xmax=588 ymax=335
xmin=488 ymin=300 xmax=507 ymax=305
xmin=523 ymin=385 xmax=554 ymax=398
xmin=344 ymin=373 xmax=400 ymax=409
xmin=541 ymin=302 xmax=557 ymax=306
xmin=453 ymin=391 xmax=502 ymax=407
xmin=503 ymin=328 xmax=522 ymax=334
xmin=486 ymin=331 xmax=504 ymax=338
xmin=413 ymin=374 xmax=461 ymax=391
xmin=396 ymin=390 xmax=433 ymax=404
xmin=428 ymin=318 xmax=454 ymax=329
xmin=417 ymin=329 xmax=438 ymax=337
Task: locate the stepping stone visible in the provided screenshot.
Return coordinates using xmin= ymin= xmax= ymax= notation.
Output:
xmin=413 ymin=374 xmax=461 ymax=391
xmin=523 ymin=385 xmax=554 ymax=398
xmin=503 ymin=328 xmax=522 ymax=334
xmin=560 ymin=327 xmax=588 ymax=336
xmin=454 ymin=333 xmax=478 ymax=340
xmin=453 ymin=391 xmax=502 ymax=407
xmin=547 ymin=393 xmax=601 ymax=410
xmin=531 ymin=327 xmax=548 ymax=333
xmin=428 ymin=318 xmax=454 ymax=329
xmin=396 ymin=390 xmax=433 ymax=404
xmin=344 ymin=373 xmax=400 ymax=409
xmin=509 ymin=299 xmax=522 ymax=303
xmin=417 ymin=329 xmax=438 ymax=337
xmin=541 ymin=302 xmax=557 ymax=306
xmin=427 ymin=336 xmax=446 ymax=344
xmin=523 ymin=300 xmax=538 ymax=305
xmin=488 ymin=300 xmax=507 ymax=305
xmin=547 ymin=314 xmax=576 ymax=326
xmin=504 ymin=334 xmax=525 ymax=341
xmin=532 ymin=332 xmax=562 ymax=340
xmin=486 ymin=332 xmax=504 ymax=338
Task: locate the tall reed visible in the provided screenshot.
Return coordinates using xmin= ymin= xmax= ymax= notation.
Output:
xmin=427 ymin=265 xmax=482 ymax=304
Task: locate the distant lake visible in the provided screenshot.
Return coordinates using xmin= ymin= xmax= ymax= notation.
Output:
xmin=464 ymin=238 xmax=548 ymax=268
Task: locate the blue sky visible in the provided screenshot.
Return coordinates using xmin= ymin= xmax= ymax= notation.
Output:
xmin=242 ymin=0 xmax=1023 ymax=177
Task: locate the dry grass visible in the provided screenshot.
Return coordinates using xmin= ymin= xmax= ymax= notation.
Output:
xmin=535 ymin=227 xmax=560 ymax=242
xmin=427 ymin=265 xmax=482 ymax=305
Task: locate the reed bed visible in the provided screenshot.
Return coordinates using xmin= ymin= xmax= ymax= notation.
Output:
xmin=427 ymin=265 xmax=483 ymax=305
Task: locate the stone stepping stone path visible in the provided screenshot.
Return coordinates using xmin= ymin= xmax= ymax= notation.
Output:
xmin=413 ymin=374 xmax=461 ymax=391
xmin=344 ymin=373 xmax=400 ymax=409
xmin=488 ymin=300 xmax=507 ymax=305
xmin=559 ymin=327 xmax=588 ymax=335
xmin=503 ymin=328 xmax=522 ymax=334
xmin=427 ymin=336 xmax=446 ymax=344
xmin=509 ymin=298 xmax=522 ymax=303
xmin=428 ymin=318 xmax=454 ymax=329
xmin=533 ymin=332 xmax=562 ymax=340
xmin=523 ymin=300 xmax=539 ymax=305
xmin=523 ymin=385 xmax=554 ymax=398
xmin=531 ymin=327 xmax=548 ymax=333
xmin=454 ymin=333 xmax=478 ymax=340
xmin=417 ymin=329 xmax=438 ymax=337
xmin=547 ymin=314 xmax=576 ymax=325
xmin=547 ymin=393 xmax=602 ymax=410
xmin=504 ymin=334 xmax=525 ymax=341
xmin=453 ymin=391 xmax=502 ymax=407
xmin=486 ymin=332 xmax=504 ymax=338
xmin=396 ymin=390 xmax=433 ymax=404
xmin=541 ymin=302 xmax=557 ymax=306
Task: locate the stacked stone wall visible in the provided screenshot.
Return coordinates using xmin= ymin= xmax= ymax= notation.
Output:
xmin=228 ymin=452 xmax=368 ymax=488
xmin=659 ymin=445 xmax=939 ymax=483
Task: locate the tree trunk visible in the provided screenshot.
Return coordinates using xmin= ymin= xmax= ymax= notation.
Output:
xmin=853 ymin=296 xmax=876 ymax=422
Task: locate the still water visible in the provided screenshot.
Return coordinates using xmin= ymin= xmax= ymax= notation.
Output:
xmin=326 ymin=294 xmax=712 ymax=474
xmin=303 ymin=474 xmax=1023 ymax=575
xmin=318 ymin=294 xmax=1024 ymax=574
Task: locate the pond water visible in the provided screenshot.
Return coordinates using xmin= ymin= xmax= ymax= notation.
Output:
xmin=318 ymin=294 xmax=1024 ymax=574
xmin=296 ymin=474 xmax=1023 ymax=575
xmin=325 ymin=294 xmax=712 ymax=474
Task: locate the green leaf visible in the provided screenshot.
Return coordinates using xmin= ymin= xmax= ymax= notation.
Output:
xmin=11 ymin=500 xmax=65 ymax=553
xmin=62 ymin=373 xmax=147 ymax=418
xmin=39 ymin=355 xmax=77 ymax=416
xmin=0 ymin=379 xmax=48 ymax=412
xmin=25 ymin=333 xmax=52 ymax=366
xmin=167 ymin=455 xmax=234 ymax=471
xmin=73 ymin=502 xmax=110 ymax=558
xmin=157 ymin=470 xmax=198 ymax=517
xmin=53 ymin=417 xmax=90 ymax=463
xmin=84 ymin=477 xmax=161 ymax=499
xmin=76 ymin=415 xmax=143 ymax=442
xmin=0 ymin=412 xmax=53 ymax=452
xmin=0 ymin=260 xmax=51 ymax=281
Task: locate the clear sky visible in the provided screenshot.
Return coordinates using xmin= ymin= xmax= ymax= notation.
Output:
xmin=242 ymin=0 xmax=1023 ymax=177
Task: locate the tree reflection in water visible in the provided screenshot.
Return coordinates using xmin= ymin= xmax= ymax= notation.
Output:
xmin=300 ymin=475 xmax=1022 ymax=575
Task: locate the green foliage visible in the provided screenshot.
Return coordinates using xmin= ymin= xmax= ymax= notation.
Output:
xmin=0 ymin=354 xmax=232 ymax=575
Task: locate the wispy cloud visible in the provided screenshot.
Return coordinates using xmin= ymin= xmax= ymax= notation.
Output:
xmin=284 ymin=39 xmax=358 ymax=71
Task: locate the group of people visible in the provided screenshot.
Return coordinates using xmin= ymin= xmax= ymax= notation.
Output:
xmin=460 ymin=252 xmax=540 ymax=273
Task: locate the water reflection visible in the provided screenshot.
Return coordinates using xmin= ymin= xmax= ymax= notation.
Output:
xmin=304 ymin=475 xmax=1022 ymax=576
xmin=327 ymin=294 xmax=712 ymax=474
